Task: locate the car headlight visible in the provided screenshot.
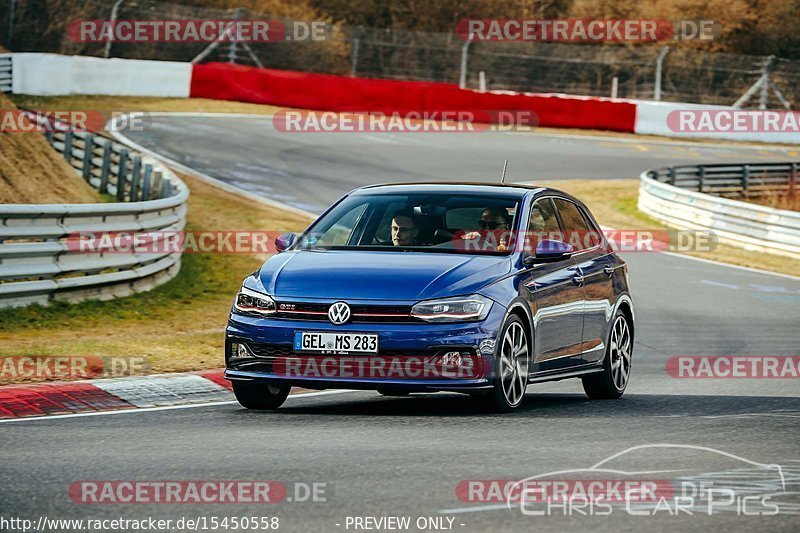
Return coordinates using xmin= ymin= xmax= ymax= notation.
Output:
xmin=233 ymin=286 xmax=276 ymax=316
xmin=410 ymin=294 xmax=493 ymax=323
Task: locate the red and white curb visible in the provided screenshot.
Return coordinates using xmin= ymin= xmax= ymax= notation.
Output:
xmin=0 ymin=370 xmax=231 ymax=419
xmin=0 ymin=370 xmax=322 ymax=420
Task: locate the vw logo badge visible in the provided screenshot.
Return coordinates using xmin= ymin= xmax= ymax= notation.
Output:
xmin=328 ymin=302 xmax=351 ymax=325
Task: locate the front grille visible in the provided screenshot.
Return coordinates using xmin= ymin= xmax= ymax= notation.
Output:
xmin=247 ymin=343 xmax=293 ymax=358
xmin=273 ymin=301 xmax=417 ymax=323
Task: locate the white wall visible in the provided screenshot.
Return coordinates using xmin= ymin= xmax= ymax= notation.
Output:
xmin=634 ymin=100 xmax=800 ymax=144
xmin=12 ymin=54 xmax=192 ymax=97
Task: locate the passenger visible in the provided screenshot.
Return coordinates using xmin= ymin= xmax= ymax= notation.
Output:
xmin=462 ymin=207 xmax=511 ymax=240
xmin=478 ymin=207 xmax=511 ymax=231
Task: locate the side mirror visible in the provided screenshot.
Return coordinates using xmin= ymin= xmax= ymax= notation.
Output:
xmin=523 ymin=239 xmax=574 ymax=265
xmin=274 ymin=232 xmax=297 ymax=253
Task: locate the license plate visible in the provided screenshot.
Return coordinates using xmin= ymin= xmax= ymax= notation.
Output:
xmin=294 ymin=331 xmax=379 ymax=355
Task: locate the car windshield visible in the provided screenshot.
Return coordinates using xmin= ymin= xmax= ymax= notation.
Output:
xmin=297 ymin=192 xmax=521 ymax=255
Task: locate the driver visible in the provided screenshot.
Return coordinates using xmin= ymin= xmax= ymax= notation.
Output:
xmin=391 ymin=209 xmax=419 ymax=246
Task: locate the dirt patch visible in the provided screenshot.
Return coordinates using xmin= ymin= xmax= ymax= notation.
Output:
xmin=0 ymin=93 xmax=100 ymax=203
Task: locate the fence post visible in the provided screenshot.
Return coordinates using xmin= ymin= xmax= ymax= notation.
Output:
xmin=129 ymin=155 xmax=142 ymax=201
xmin=654 ymin=46 xmax=669 ymax=101
xmin=698 ymin=166 xmax=705 ymax=192
xmin=227 ymin=7 xmax=244 ymax=64
xmin=142 ymin=164 xmax=153 ymax=200
xmin=459 ymin=34 xmax=473 ymax=90
xmin=82 ymin=134 xmax=95 ymax=182
xmin=742 ymin=164 xmax=750 ymax=195
xmin=63 ymin=132 xmax=73 ymax=166
xmin=116 ymin=149 xmax=129 ymax=201
xmin=759 ymin=56 xmax=774 ymax=110
xmin=789 ymin=162 xmax=797 ymax=198
xmin=99 ymin=141 xmax=112 ymax=194
xmin=350 ymin=25 xmax=363 ymax=77
xmin=104 ymin=0 xmax=125 ymax=58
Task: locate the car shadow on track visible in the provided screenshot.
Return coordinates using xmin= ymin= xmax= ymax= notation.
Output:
xmin=236 ymin=392 xmax=800 ymax=419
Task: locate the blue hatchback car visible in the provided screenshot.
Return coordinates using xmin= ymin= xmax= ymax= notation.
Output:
xmin=225 ymin=183 xmax=634 ymax=412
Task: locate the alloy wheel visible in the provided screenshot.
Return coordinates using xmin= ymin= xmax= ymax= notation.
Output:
xmin=499 ymin=321 xmax=529 ymax=406
xmin=610 ymin=315 xmax=632 ymax=390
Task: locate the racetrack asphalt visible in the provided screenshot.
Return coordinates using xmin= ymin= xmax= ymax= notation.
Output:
xmin=2 ymin=116 xmax=798 ymax=532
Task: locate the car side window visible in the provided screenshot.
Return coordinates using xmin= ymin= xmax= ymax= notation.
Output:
xmin=579 ymin=209 xmax=603 ymax=249
xmin=552 ymin=198 xmax=597 ymax=251
xmin=526 ymin=198 xmax=563 ymax=255
xmin=527 ymin=198 xmax=561 ymax=235
xmin=313 ymin=203 xmax=368 ymax=247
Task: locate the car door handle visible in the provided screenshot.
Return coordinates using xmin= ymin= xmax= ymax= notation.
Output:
xmin=603 ymin=265 xmax=614 ymax=277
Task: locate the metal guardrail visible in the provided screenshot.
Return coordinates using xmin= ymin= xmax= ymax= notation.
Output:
xmin=0 ymin=54 xmax=12 ymax=93
xmin=646 ymin=162 xmax=799 ymax=199
xmin=0 ymin=121 xmax=189 ymax=308
xmin=639 ymin=162 xmax=800 ymax=260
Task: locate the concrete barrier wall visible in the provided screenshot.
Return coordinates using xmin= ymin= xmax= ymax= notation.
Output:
xmin=634 ymin=100 xmax=800 ymax=145
xmin=11 ymin=53 xmax=192 ymax=97
xmin=7 ymin=53 xmax=799 ymax=143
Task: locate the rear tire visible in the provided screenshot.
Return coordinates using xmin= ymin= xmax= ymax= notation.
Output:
xmin=232 ymin=381 xmax=290 ymax=410
xmin=582 ymin=310 xmax=632 ymax=400
xmin=487 ymin=315 xmax=530 ymax=413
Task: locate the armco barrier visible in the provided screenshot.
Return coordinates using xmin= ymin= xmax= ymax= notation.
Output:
xmin=0 ymin=119 xmax=189 ymax=308
xmin=189 ymin=62 xmax=638 ymax=132
xmin=0 ymin=54 xmax=11 ymax=93
xmin=638 ymin=163 xmax=800 ymax=260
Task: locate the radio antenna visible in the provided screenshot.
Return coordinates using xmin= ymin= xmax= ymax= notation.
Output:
xmin=500 ymin=160 xmax=508 ymax=184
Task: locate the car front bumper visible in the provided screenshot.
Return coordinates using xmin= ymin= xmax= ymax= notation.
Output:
xmin=224 ymin=301 xmax=507 ymax=392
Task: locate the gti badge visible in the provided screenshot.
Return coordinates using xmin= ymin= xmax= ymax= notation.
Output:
xmin=328 ymin=302 xmax=351 ymax=325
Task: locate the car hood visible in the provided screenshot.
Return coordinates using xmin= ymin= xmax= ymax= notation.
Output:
xmin=258 ymin=250 xmax=511 ymax=301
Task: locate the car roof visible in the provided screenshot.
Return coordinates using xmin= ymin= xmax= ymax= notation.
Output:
xmin=351 ymin=182 xmax=581 ymax=203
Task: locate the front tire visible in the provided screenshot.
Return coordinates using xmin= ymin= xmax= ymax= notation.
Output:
xmin=232 ymin=381 xmax=290 ymax=410
xmin=582 ymin=310 xmax=632 ymax=400
xmin=487 ymin=315 xmax=530 ymax=412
